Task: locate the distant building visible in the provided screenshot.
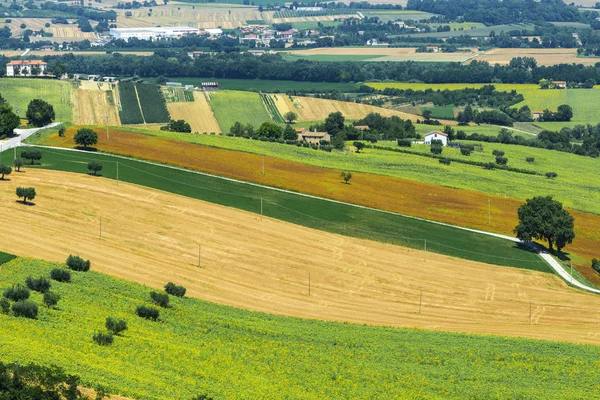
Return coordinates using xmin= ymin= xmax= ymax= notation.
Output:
xmin=201 ymin=28 xmax=223 ymax=37
xmin=295 ymin=6 xmax=322 ymax=11
xmin=424 ymin=131 xmax=448 ymax=146
xmin=6 ymin=60 xmax=47 ymax=77
xmin=166 ymin=82 xmax=182 ymax=87
xmin=201 ymin=82 xmax=219 ymax=91
xmin=532 ymin=110 xmax=544 ymax=121
xmin=551 ymin=81 xmax=567 ymax=89
xmin=297 ymin=129 xmax=331 ymax=144
xmin=188 ymin=50 xmax=205 ymax=59
xmin=109 ymin=27 xmax=199 ymax=41
xmin=426 ymin=45 xmax=440 ymax=52
xmin=277 ymin=29 xmax=297 ymax=40
xmin=40 ymin=45 xmax=54 ymax=51
xmin=355 ymin=125 xmax=370 ymax=131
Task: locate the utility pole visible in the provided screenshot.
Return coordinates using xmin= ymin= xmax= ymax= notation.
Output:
xmin=260 ymin=198 xmax=263 ymax=221
xmin=198 ymin=243 xmax=201 ymax=267
xmin=418 ymin=290 xmax=422 ymax=314
xmin=105 ymin=115 xmax=109 ymax=141
xmin=529 ymin=301 xmax=532 ymax=325
xmin=308 ymin=272 xmax=311 ymax=295
xmin=261 ymin=152 xmax=265 ymax=175
xmin=99 ymin=216 xmax=102 ymax=239
xmin=423 ymin=239 xmax=427 ymax=261
xmin=488 ymin=198 xmax=491 ymax=225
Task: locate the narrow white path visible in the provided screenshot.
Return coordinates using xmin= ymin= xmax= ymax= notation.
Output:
xmin=1 ymin=122 xmax=62 ymax=152
xmin=19 ymin=144 xmax=600 ymax=295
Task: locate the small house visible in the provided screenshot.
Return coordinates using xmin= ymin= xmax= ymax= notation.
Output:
xmin=298 ymin=130 xmax=331 ymax=144
xmin=188 ymin=51 xmax=205 ymax=59
xmin=424 ymin=131 xmax=448 ymax=146
xmin=426 ymin=46 xmax=440 ymax=52
xmin=354 ymin=125 xmax=370 ymax=131
xmin=551 ymin=81 xmax=567 ymax=89
xmin=6 ymin=60 xmax=47 ymax=77
xmin=201 ymin=82 xmax=219 ymax=91
xmin=532 ymin=110 xmax=544 ymax=121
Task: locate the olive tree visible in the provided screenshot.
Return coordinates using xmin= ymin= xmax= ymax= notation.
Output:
xmin=0 ymin=164 xmax=11 ymax=180
xmin=74 ymin=128 xmax=98 ymax=149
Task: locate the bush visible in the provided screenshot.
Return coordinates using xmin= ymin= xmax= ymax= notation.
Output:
xmin=66 ymin=255 xmax=90 ymax=272
xmin=12 ymin=300 xmax=38 ymax=319
xmin=92 ymin=332 xmax=114 ymax=346
xmin=439 ymin=158 xmax=451 ymax=165
xmin=397 ymin=139 xmax=412 ymax=147
xmin=136 ymin=305 xmax=159 ymax=320
xmin=430 ymin=145 xmax=443 ymax=155
xmin=545 ymin=171 xmax=558 ymax=179
xmin=43 ymin=291 xmax=60 ymax=308
xmin=105 ymin=317 xmax=127 ymax=335
xmin=592 ymin=258 xmax=600 ymax=274
xmin=483 ymin=162 xmax=495 ymax=170
xmin=25 ymin=276 xmax=51 ymax=293
xmin=460 ymin=147 xmax=472 ymax=156
xmin=50 ymin=268 xmax=71 ymax=283
xmin=526 ymin=157 xmax=535 ymax=163
xmin=150 ymin=291 xmax=170 ymax=308
xmin=3 ymin=284 xmax=30 ymax=302
xmin=495 ymin=156 xmax=508 ymax=165
xmin=165 ymin=282 xmax=186 ymax=297
xmin=0 ymin=298 xmax=10 ymax=314
xmin=492 ymin=149 xmax=505 ymax=157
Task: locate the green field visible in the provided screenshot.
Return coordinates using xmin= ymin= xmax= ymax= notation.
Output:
xmin=2 ymin=257 xmax=598 ymax=399
xmin=135 ymin=83 xmax=170 ymax=124
xmin=1 ymin=145 xmax=543 ymax=270
xmin=260 ymin=93 xmax=285 ymax=123
xmin=117 ymin=82 xmax=144 ymax=125
xmin=0 ymin=251 xmax=15 ymax=265
xmin=421 ymin=104 xmax=455 ymax=119
xmin=0 ymin=78 xmax=73 ymax=123
xmin=146 ymin=77 xmax=360 ymax=92
xmin=209 ymin=90 xmax=272 ymax=130
xmin=404 ymin=23 xmax=535 ymax=38
xmin=361 ymin=10 xmax=435 ymax=22
xmin=288 ymin=20 xmax=341 ymax=30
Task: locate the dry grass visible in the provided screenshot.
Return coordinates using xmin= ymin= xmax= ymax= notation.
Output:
xmin=71 ymin=87 xmax=121 ymax=126
xmin=473 ymin=48 xmax=598 ymax=66
xmin=273 ymin=94 xmax=458 ymax=124
xmin=4 ymin=169 xmax=600 ymax=345
xmin=40 ymin=128 xmax=600 ymax=278
xmin=288 ymin=47 xmax=418 ymax=56
xmin=166 ymin=91 xmax=221 ymax=134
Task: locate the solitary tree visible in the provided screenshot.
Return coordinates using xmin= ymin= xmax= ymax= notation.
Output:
xmin=16 ymin=187 xmax=36 ymax=204
xmin=26 ymin=99 xmax=55 ymax=127
xmin=341 ymin=171 xmax=352 ymax=184
xmin=514 ymin=196 xmax=575 ymax=252
xmin=0 ymin=165 xmax=11 ymax=180
xmin=20 ymin=150 xmax=42 ymax=165
xmin=87 ymin=161 xmax=103 ymax=176
xmin=0 ymin=103 xmax=20 ymax=136
xmin=353 ymin=141 xmax=365 ymax=153
xmin=74 ymin=128 xmax=98 ymax=149
xmin=422 ymin=109 xmax=433 ymax=122
xmin=13 ymin=158 xmax=23 ymax=172
xmin=58 ymin=126 xmax=66 ymax=137
xmin=284 ymin=111 xmax=297 ymax=124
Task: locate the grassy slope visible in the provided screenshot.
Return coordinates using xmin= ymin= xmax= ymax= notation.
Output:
xmin=76 ymin=129 xmax=600 ymax=216
xmin=1 ymin=145 xmax=543 ymax=271
xmin=0 ymin=251 xmax=15 ymax=265
xmin=2 ymin=257 xmax=599 ymax=400
xmin=208 ymin=90 xmax=272 ymax=130
xmin=0 ymin=78 xmax=73 ymax=123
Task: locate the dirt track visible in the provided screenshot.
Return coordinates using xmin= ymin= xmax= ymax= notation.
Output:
xmin=3 ymin=169 xmax=600 ymax=345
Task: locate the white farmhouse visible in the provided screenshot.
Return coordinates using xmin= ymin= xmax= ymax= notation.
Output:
xmin=6 ymin=60 xmax=48 ymax=77
xmin=109 ymin=27 xmax=199 ymax=41
xmin=424 ymin=130 xmax=448 ymax=146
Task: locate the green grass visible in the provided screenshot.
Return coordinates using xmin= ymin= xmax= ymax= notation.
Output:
xmin=421 ymin=104 xmax=455 ymax=119
xmin=0 ymin=78 xmax=73 ymax=123
xmin=0 ymin=251 xmax=15 ymax=265
xmin=405 ymin=23 xmax=535 ymax=38
xmin=117 ymin=82 xmax=144 ymax=125
xmin=1 ymin=145 xmax=543 ymax=270
xmin=208 ymin=90 xmax=273 ymax=130
xmin=2 ymin=257 xmax=599 ymax=400
xmin=289 ymin=20 xmax=341 ymax=30
xmin=145 ymin=77 xmax=360 ymax=92
xmin=135 ymin=83 xmax=170 ymax=124
xmin=414 ymin=123 xmax=505 ymax=137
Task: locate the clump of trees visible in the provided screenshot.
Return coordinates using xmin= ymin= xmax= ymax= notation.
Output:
xmin=50 ymin=268 xmax=71 ymax=282
xmin=3 ymin=284 xmax=30 ymax=302
xmin=20 ymin=150 xmax=42 ymax=165
xmin=165 ymin=282 xmax=186 ymax=297
xmin=514 ymin=196 xmax=575 ymax=252
xmin=150 ymin=291 xmax=170 ymax=308
xmin=592 ymin=258 xmax=600 ymax=275
xmin=66 ymin=255 xmax=91 ymax=272
xmin=136 ymin=305 xmax=159 ymax=320
xmin=161 ymin=119 xmax=192 ymax=133
xmin=26 ymin=99 xmax=55 ymax=127
xmin=12 ymin=300 xmax=38 ymax=319
xmin=0 ymin=95 xmax=20 ymax=138
xmin=106 ymin=317 xmax=128 ymax=335
xmin=25 ymin=276 xmax=51 ymax=293
xmin=545 ymin=171 xmax=558 ymax=179
xmin=93 ymin=331 xmax=114 ymax=346
xmin=74 ymin=128 xmax=98 ymax=149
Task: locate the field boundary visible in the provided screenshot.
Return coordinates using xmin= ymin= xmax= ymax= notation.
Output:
xmin=133 ymin=84 xmax=147 ymax=124
xmin=20 ymin=143 xmax=599 ymax=293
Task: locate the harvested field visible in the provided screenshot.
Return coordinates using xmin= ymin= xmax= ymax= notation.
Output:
xmin=285 ymin=47 xmax=478 ymax=62
xmin=272 ymin=94 xmax=458 ymax=124
xmin=166 ymin=91 xmax=221 ymax=133
xmin=71 ymin=87 xmax=120 ymax=126
xmin=4 ymin=169 xmax=600 ymax=345
xmin=50 ymin=26 xmax=97 ymax=39
xmin=472 ymin=48 xmax=599 ymax=66
xmin=39 ymin=128 xmax=600 ymax=281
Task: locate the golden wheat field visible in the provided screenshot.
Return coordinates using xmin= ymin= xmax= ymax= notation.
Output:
xmin=473 ymin=48 xmax=598 ymax=66
xmin=166 ymin=91 xmax=221 ymax=133
xmin=3 ymin=169 xmax=600 ymax=345
xmin=71 ymin=85 xmax=121 ymax=126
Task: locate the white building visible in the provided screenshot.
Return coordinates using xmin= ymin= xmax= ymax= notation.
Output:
xmin=424 ymin=131 xmax=448 ymax=146
xmin=6 ymin=60 xmax=47 ymax=77
xmin=202 ymin=28 xmax=223 ymax=37
xmin=109 ymin=27 xmax=199 ymax=41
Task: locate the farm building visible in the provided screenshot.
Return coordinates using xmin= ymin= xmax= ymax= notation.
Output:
xmin=109 ymin=27 xmax=199 ymax=41
xmin=6 ymin=60 xmax=48 ymax=77
xmin=297 ymin=129 xmax=331 ymax=144
xmin=551 ymin=81 xmax=567 ymax=89
xmin=201 ymin=28 xmax=223 ymax=37
xmin=202 ymin=82 xmax=219 ymax=91
xmin=424 ymin=131 xmax=448 ymax=146
xmin=355 ymin=125 xmax=370 ymax=131
xmin=426 ymin=46 xmax=440 ymax=52
xmin=188 ymin=51 xmax=205 ymax=59
xmin=532 ymin=110 xmax=544 ymax=121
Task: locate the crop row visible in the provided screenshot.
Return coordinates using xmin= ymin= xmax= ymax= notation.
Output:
xmin=117 ymin=82 xmax=144 ymax=125
xmin=135 ymin=83 xmax=171 ymax=124
xmin=274 ymin=9 xmax=355 ymax=18
xmin=261 ymin=93 xmax=285 ymax=123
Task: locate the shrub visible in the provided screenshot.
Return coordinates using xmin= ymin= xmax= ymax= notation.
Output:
xmin=43 ymin=291 xmax=60 ymax=308
xmin=50 ymin=268 xmax=71 ymax=283
xmin=136 ymin=305 xmax=159 ymax=320
xmin=105 ymin=317 xmax=127 ymax=335
xmin=12 ymin=300 xmax=38 ymax=319
xmin=150 ymin=291 xmax=170 ymax=308
xmin=92 ymin=332 xmax=114 ymax=346
xmin=430 ymin=145 xmax=443 ymax=155
xmin=66 ymin=255 xmax=90 ymax=272
xmin=439 ymin=158 xmax=451 ymax=165
xmin=165 ymin=282 xmax=186 ymax=297
xmin=492 ymin=149 xmax=505 ymax=157
xmin=25 ymin=276 xmax=51 ymax=293
xmin=87 ymin=161 xmax=103 ymax=176
xmin=592 ymin=258 xmax=600 ymax=274
xmin=483 ymin=162 xmax=495 ymax=170
xmin=545 ymin=172 xmax=558 ymax=179
xmin=526 ymin=157 xmax=535 ymax=163
xmin=3 ymin=284 xmax=30 ymax=302
xmin=495 ymin=156 xmax=508 ymax=165
xmin=0 ymin=298 xmax=10 ymax=314
xmin=460 ymin=147 xmax=472 ymax=156
xmin=397 ymin=139 xmax=412 ymax=147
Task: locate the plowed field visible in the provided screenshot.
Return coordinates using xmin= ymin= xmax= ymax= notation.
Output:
xmin=4 ymin=169 xmax=600 ymax=345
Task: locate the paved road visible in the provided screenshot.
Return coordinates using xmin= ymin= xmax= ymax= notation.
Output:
xmin=22 ymin=143 xmax=600 ymax=295
xmin=0 ymin=122 xmax=62 ymax=152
